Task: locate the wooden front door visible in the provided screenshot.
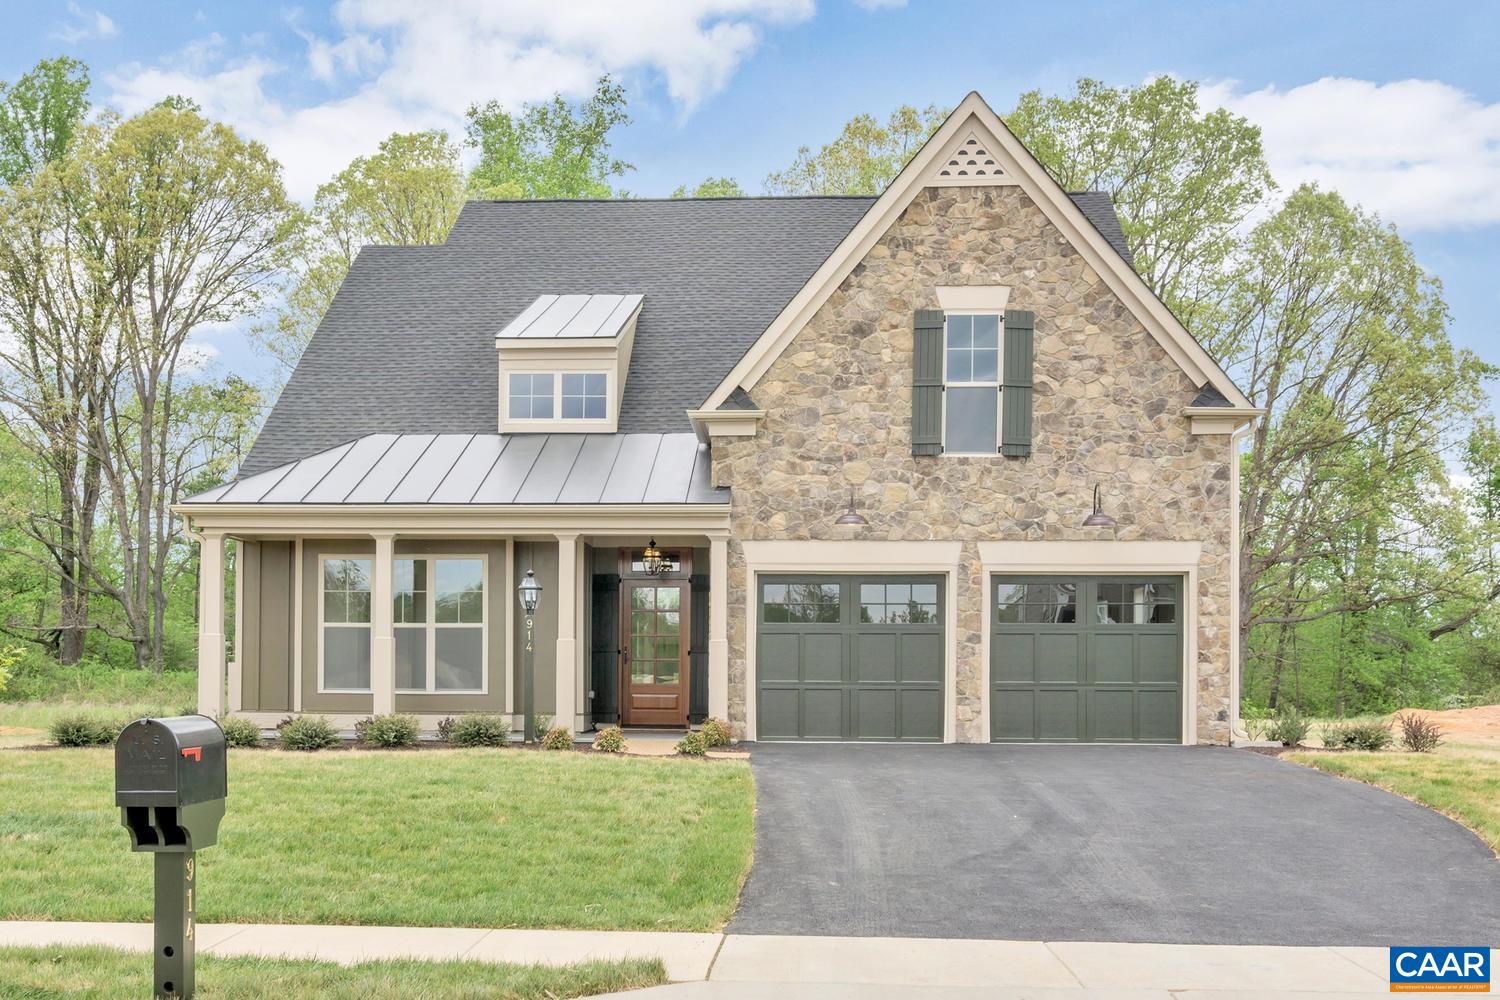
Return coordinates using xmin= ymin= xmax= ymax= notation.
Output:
xmin=622 ymin=580 xmax=688 ymax=726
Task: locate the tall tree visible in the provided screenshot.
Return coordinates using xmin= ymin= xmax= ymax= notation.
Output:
xmin=1005 ymin=77 xmax=1274 ymax=330
xmin=254 ymin=129 xmax=464 ymax=370
xmin=466 ymin=76 xmax=632 ymax=199
xmin=78 ymin=101 xmax=301 ymax=669
xmin=671 ymin=176 xmax=746 ymax=198
xmin=0 ymin=56 xmax=108 ymax=663
xmin=764 ymin=104 xmax=946 ymax=196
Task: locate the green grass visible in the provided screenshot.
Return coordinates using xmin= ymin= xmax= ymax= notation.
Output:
xmin=0 ymin=656 xmax=197 ymax=749
xmin=1286 ymin=745 xmax=1500 ymax=856
xmin=0 ymin=944 xmax=666 ymax=999
xmin=0 ymin=748 xmax=754 ymax=930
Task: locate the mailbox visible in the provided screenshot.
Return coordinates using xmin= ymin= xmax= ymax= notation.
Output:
xmin=115 ymin=716 xmax=227 ymax=1000
xmin=116 ymin=715 xmax=227 ymax=852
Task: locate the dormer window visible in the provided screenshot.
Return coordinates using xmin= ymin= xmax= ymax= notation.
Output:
xmin=496 ymin=293 xmax=641 ymax=434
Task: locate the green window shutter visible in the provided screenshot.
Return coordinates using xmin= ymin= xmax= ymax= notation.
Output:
xmin=1001 ymin=309 xmax=1035 ymax=457
xmin=912 ymin=309 xmax=945 ymax=456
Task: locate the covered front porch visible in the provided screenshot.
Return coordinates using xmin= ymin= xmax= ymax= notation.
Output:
xmin=176 ymin=432 xmax=731 ymax=736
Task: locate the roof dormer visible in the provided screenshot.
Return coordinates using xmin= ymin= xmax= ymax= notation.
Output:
xmin=495 ymin=293 xmax=643 ymax=434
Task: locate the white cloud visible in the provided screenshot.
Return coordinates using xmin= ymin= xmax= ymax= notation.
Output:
xmin=105 ymin=0 xmax=814 ymax=202
xmin=853 ymin=0 xmax=906 ymax=9
xmin=1201 ymin=77 xmax=1500 ymax=231
xmin=52 ymin=2 xmax=119 ymax=43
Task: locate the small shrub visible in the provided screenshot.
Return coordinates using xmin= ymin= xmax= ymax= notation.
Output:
xmin=49 ymin=714 xmax=119 ymax=747
xmin=436 ymin=717 xmax=456 ymax=742
xmin=277 ymin=715 xmax=341 ymax=751
xmin=1396 ymin=712 xmax=1443 ymax=753
xmin=675 ymin=731 xmax=707 ymax=757
xmin=1318 ymin=723 xmax=1348 ymax=749
xmin=700 ymin=717 xmax=732 ymax=748
xmin=1267 ymin=709 xmax=1310 ymax=747
xmin=541 ymin=726 xmax=574 ymax=750
xmin=593 ymin=725 xmax=626 ymax=753
xmin=355 ymin=713 xmax=420 ymax=748
xmin=448 ymin=713 xmax=510 ymax=748
xmin=533 ymin=713 xmax=554 ymax=735
xmin=1342 ymin=720 xmax=1393 ymax=752
xmin=220 ymin=716 xmax=263 ymax=748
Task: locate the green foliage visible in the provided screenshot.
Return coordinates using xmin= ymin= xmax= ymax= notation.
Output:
xmin=671 ymin=176 xmax=746 ymax=198
xmin=700 ymin=717 xmax=732 ymax=748
xmin=277 ymin=716 xmax=341 ymax=752
xmin=446 ymin=713 xmax=510 ymax=748
xmin=764 ymin=104 xmax=946 ymax=195
xmin=592 ymin=725 xmax=625 ymax=753
xmin=220 ymin=716 xmax=263 ymax=748
xmin=0 ymin=650 xmax=196 ymax=705
xmin=1396 ymin=712 xmax=1444 ymax=753
xmin=1340 ymin=721 xmax=1394 ymax=752
xmin=355 ymin=713 xmax=420 ymax=748
xmin=1267 ymin=709 xmax=1310 ymax=747
xmin=675 ymin=731 xmax=708 ymax=757
xmin=541 ymin=726 xmax=574 ymax=751
xmin=49 ymin=713 xmax=119 ymax=746
xmin=467 ymin=76 xmax=632 ymax=199
xmin=0 ymin=645 xmax=22 ymax=696
xmin=0 ymin=56 xmax=90 ymax=182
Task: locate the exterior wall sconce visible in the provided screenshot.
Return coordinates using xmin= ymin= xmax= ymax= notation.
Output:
xmin=834 ymin=488 xmax=869 ymax=527
xmin=1082 ymin=483 xmax=1117 ymax=528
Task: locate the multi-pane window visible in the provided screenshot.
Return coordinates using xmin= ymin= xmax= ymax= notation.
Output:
xmin=995 ymin=581 xmax=1078 ymax=624
xmin=944 ymin=314 xmax=1001 ymax=453
xmin=507 ymin=371 xmax=609 ymax=421
xmin=630 ymin=586 xmax=682 ymax=686
xmin=395 ymin=557 xmax=486 ymax=693
xmin=1098 ymin=582 xmax=1177 ymax=625
xmin=507 ymin=373 xmax=555 ymax=419
xmin=321 ymin=558 xmax=372 ymax=690
xmin=762 ymin=582 xmax=841 ymax=623
xmin=561 ymin=373 xmax=607 ymax=419
xmin=859 ymin=582 xmax=939 ymax=624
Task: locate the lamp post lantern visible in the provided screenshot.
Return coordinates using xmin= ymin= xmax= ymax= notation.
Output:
xmin=517 ymin=569 xmax=542 ymax=742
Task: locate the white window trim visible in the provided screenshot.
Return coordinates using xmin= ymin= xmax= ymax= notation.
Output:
xmin=501 ymin=369 xmax=613 ymax=432
xmin=394 ymin=554 xmax=490 ymax=696
xmin=317 ymin=553 xmax=373 ymax=695
xmin=941 ymin=311 xmax=1004 ymax=457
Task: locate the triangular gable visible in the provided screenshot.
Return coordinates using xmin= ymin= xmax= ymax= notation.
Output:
xmin=701 ymin=91 xmax=1254 ymax=413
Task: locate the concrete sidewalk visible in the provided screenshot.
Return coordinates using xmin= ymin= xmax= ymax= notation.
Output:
xmin=2 ymin=921 xmax=1485 ymax=997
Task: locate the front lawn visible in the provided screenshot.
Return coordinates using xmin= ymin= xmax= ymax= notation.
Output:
xmin=0 ymin=748 xmax=754 ymax=930
xmin=1285 ymin=744 xmax=1500 ymax=856
xmin=0 ymin=944 xmax=666 ymax=999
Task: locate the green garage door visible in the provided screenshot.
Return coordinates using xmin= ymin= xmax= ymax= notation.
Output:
xmin=991 ymin=576 xmax=1182 ymax=743
xmin=757 ymin=575 xmax=944 ymax=741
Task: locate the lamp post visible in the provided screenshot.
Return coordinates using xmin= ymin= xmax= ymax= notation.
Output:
xmin=517 ymin=569 xmax=542 ymax=742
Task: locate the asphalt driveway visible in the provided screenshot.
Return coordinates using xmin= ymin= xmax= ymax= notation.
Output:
xmin=730 ymin=743 xmax=1500 ymax=945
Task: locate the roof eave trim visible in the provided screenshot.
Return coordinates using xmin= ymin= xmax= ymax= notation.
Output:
xmin=699 ymin=91 xmax=1252 ymax=412
xmin=687 ymin=407 xmax=766 ymax=443
xmin=175 ymin=501 xmax=733 ymax=535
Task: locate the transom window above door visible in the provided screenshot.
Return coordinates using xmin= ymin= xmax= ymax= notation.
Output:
xmin=944 ymin=314 xmax=1001 ymax=454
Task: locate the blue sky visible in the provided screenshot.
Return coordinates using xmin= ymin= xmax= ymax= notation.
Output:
xmin=5 ymin=1 xmax=1497 ymax=401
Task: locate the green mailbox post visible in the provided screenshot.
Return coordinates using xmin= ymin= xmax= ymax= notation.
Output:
xmin=115 ymin=716 xmax=227 ymax=999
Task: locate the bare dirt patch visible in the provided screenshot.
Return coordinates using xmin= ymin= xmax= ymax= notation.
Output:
xmin=1391 ymin=705 xmax=1500 ymax=747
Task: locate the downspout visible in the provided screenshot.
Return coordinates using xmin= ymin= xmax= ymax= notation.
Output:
xmin=1228 ymin=421 xmax=1253 ymax=744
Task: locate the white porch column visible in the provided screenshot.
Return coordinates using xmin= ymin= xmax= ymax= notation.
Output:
xmin=554 ymin=532 xmax=580 ymax=733
xmin=708 ymin=532 xmax=730 ymax=724
xmin=196 ymin=531 xmax=226 ymax=718
xmin=371 ymin=532 xmax=396 ymax=716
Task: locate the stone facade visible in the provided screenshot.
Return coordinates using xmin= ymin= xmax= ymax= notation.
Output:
xmin=713 ymin=185 xmax=1234 ymax=744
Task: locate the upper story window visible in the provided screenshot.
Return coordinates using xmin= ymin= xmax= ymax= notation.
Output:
xmin=496 ymin=293 xmax=642 ymax=434
xmin=944 ymin=313 xmax=1001 ymax=454
xmin=508 ymin=373 xmax=555 ymax=419
xmin=561 ymin=373 xmax=607 ymax=419
xmin=506 ymin=371 xmax=610 ymax=424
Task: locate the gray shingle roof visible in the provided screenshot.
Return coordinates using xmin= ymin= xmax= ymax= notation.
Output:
xmin=191 ymin=432 xmax=725 ymax=505
xmin=244 ymin=192 xmax=1134 ymax=477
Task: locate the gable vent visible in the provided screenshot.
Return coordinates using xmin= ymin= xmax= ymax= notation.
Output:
xmin=937 ymin=132 xmax=1003 ymax=178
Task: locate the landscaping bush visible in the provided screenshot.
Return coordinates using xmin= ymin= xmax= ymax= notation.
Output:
xmin=1342 ymin=720 xmax=1393 ymax=752
xmin=447 ymin=713 xmax=510 ymax=748
xmin=1318 ymin=723 xmax=1348 ymax=749
xmin=593 ymin=725 xmax=625 ymax=753
xmin=49 ymin=714 xmax=120 ymax=747
xmin=700 ymin=717 xmax=732 ymax=748
xmin=355 ymin=713 xmax=420 ymax=748
xmin=541 ymin=726 xmax=574 ymax=750
xmin=675 ymin=731 xmax=707 ymax=757
xmin=1396 ymin=712 xmax=1443 ymax=753
xmin=277 ymin=716 xmax=341 ymax=751
xmin=1267 ymin=709 xmax=1310 ymax=747
xmin=220 ymin=716 xmax=263 ymax=748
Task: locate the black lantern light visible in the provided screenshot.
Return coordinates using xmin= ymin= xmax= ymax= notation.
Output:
xmin=1082 ymin=483 xmax=1117 ymax=528
xmin=641 ymin=538 xmax=670 ymax=576
xmin=517 ymin=568 xmax=543 ymax=615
